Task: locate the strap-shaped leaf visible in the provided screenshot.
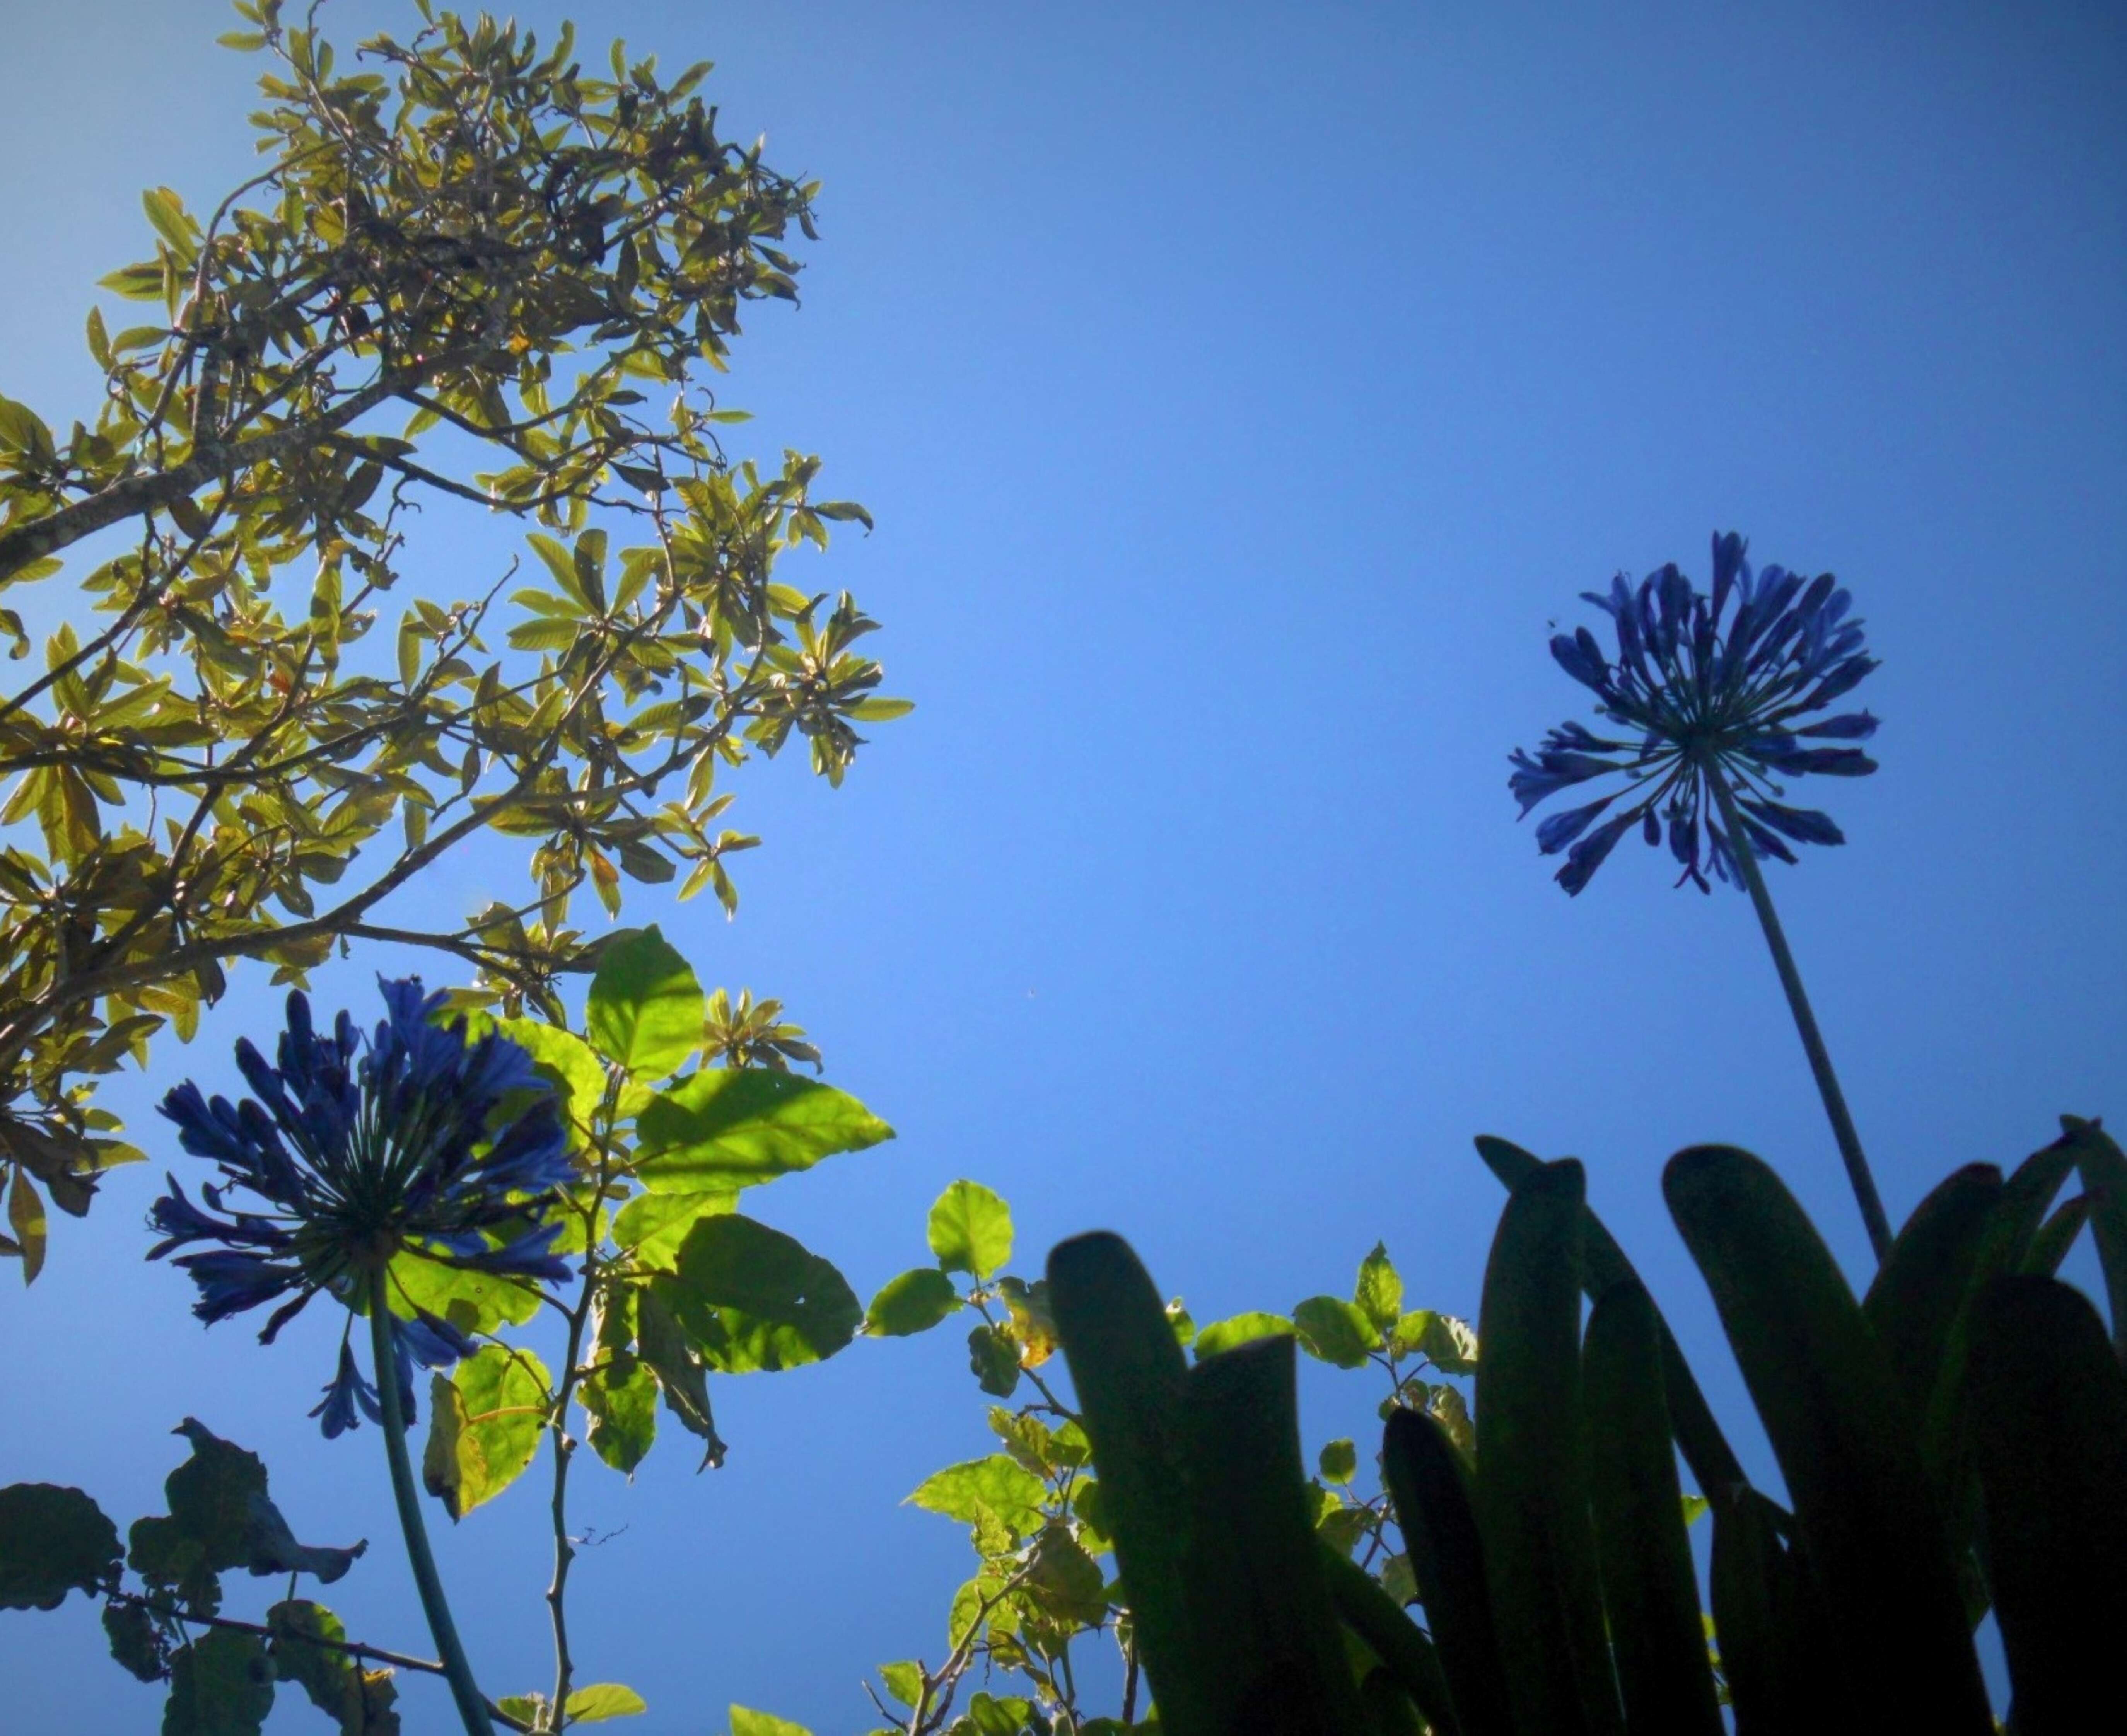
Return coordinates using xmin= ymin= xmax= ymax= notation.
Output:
xmin=2064 ymin=1117 xmax=2127 ymax=1364
xmin=1966 ymin=1275 xmax=2127 ymax=1732
xmin=1319 ymin=1542 xmax=1462 ymax=1736
xmin=1916 ymin=1133 xmax=2080 ymax=1552
xmin=1861 ymin=1163 xmax=2002 ymax=1441
xmin=1665 ymin=1146 xmax=1990 ymax=1732
xmin=1583 ymin=1280 xmax=1723 ymax=1736
xmin=1047 ymin=1233 xmax=1208 ymax=1736
xmin=1708 ymin=1487 xmax=1810 ymax=1736
xmin=1382 ymin=1409 xmax=1512 ymax=1736
xmin=1181 ymin=1335 xmax=1368 ymax=1736
xmin=1474 ymin=1158 xmax=1620 ymax=1736
xmin=1476 ymin=1135 xmax=1743 ymax=1497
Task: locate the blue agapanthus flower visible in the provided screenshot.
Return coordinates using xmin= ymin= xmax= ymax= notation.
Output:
xmin=149 ymin=978 xmax=576 ymax=1436
xmin=1511 ymin=531 xmax=1879 ymax=894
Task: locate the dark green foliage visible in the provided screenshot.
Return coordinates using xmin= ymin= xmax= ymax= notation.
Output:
xmin=1581 ymin=1281 xmax=1722 ymax=1736
xmin=1050 ymin=1124 xmax=2127 ymax=1735
xmin=1381 ymin=1409 xmax=1511 ymax=1736
xmin=1965 ymin=1276 xmax=2127 ymax=1735
xmin=1664 ymin=1146 xmax=1991 ymax=1733
xmin=0 ymin=1483 xmax=121 ymax=1610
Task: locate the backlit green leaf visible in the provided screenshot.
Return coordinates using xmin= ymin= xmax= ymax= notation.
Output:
xmin=926 ymin=1179 xmax=1011 ymax=1279
xmin=1191 ymin=1311 xmax=1294 ymax=1359
xmin=1354 ymin=1242 xmax=1403 ymax=1331
xmin=1294 ymin=1296 xmax=1378 ymax=1368
xmin=865 ymin=1267 xmax=963 ymax=1337
xmin=614 ymin=1188 xmax=736 ymax=1271
xmin=567 ymin=1683 xmax=648 ymax=1722
xmin=637 ymin=1070 xmax=892 ymax=1192
xmin=421 ymin=1347 xmax=551 ymax=1520
xmin=906 ymin=1455 xmax=1047 ymax=1536
xmin=654 ymin=1213 xmax=861 ymax=1373
xmin=586 ymin=926 xmax=705 ymax=1081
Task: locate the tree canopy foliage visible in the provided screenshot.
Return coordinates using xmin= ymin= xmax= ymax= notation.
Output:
xmin=0 ymin=0 xmax=904 ymax=1275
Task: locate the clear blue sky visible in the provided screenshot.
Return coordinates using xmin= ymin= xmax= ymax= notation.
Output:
xmin=3 ymin=1 xmax=2122 ymax=1729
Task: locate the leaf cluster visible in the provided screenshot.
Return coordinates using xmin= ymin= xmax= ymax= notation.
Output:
xmin=0 ymin=1420 xmax=399 ymax=1736
xmin=0 ymin=0 xmax=905 ymax=1275
xmin=860 ymin=1190 xmax=1476 ymax=1736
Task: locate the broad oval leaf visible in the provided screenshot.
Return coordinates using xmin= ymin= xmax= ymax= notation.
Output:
xmin=906 ymin=1455 xmax=1048 ymax=1536
xmin=421 ymin=1347 xmax=552 ymax=1520
xmin=1191 ymin=1312 xmax=1294 ymax=1360
xmin=653 ymin=1214 xmax=861 ymax=1373
xmin=613 ymin=1189 xmax=736 ymax=1272
xmin=0 ymin=1484 xmax=119 ymax=1610
xmin=926 ymin=1179 xmax=1012 ymax=1279
xmin=637 ymin=1069 xmax=893 ymax=1192
xmin=587 ymin=926 xmax=706 ymax=1081
xmin=567 ymin=1682 xmax=649 ymax=1722
xmin=1294 ymin=1296 xmax=1378 ymax=1368
xmin=865 ymin=1267 xmax=963 ymax=1337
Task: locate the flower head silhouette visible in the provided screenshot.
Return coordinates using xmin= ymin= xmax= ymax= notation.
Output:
xmin=1511 ymin=530 xmax=1879 ymax=894
xmin=149 ymin=977 xmax=574 ymax=1434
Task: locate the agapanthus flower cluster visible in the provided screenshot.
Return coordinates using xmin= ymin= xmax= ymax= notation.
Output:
xmin=1510 ymin=531 xmax=1880 ymax=895
xmin=149 ymin=978 xmax=576 ymax=1436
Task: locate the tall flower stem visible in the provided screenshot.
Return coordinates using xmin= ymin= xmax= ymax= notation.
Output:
xmin=1705 ymin=767 xmax=1894 ymax=1260
xmin=368 ymin=1281 xmax=498 ymax=1736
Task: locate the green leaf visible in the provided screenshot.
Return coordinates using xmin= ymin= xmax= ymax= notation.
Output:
xmin=613 ymin=1189 xmax=736 ymax=1271
xmin=926 ymin=1179 xmax=1012 ymax=1279
xmin=907 ymin=1456 xmax=1048 ymax=1536
xmin=1664 ymin=1146 xmax=1991 ymax=1733
xmin=1476 ymin=1133 xmax=1744 ymax=1496
xmin=1392 ymin=1310 xmax=1477 ymax=1374
xmin=1582 ymin=1279 xmax=1724 ymax=1736
xmin=1181 ymin=1335 xmax=1371 ymax=1734
xmin=1293 ymin=1296 xmax=1378 ymax=1368
xmin=1382 ymin=1407 xmax=1515 ymax=1736
xmin=637 ymin=1070 xmax=892 ymax=1192
xmin=567 ymin=1682 xmax=649 ymax=1722
xmin=865 ymin=1267 xmax=963 ymax=1336
xmin=1025 ymin=1525 xmax=1107 ymax=1626
xmin=730 ymin=1707 xmax=811 ymax=1736
xmin=1354 ymin=1242 xmax=1403 ymax=1331
xmin=140 ymin=187 xmax=199 ymax=263
xmin=966 ymin=1322 xmax=1021 ymax=1398
xmin=637 ymin=1288 xmax=726 ymax=1469
xmin=128 ymin=1422 xmax=354 ymax=1616
xmin=1474 ymin=1159 xmax=1619 ymax=1736
xmin=1191 ymin=1311 xmax=1294 ymax=1359
xmin=1861 ymin=1162 xmax=2004 ymax=1443
xmin=104 ymin=1598 xmax=171 ymax=1682
xmin=267 ymin=1601 xmax=401 ymax=1736
xmin=0 ymin=1484 xmax=119 ymax=1609
xmin=654 ymin=1213 xmax=861 ymax=1373
xmin=586 ymin=926 xmax=705 ymax=1081
xmin=1318 ymin=1439 xmax=1358 ymax=1485
xmin=2067 ymin=1117 xmax=2127 ymax=1364
xmin=1317 ymin=1544 xmax=1462 ymax=1736
xmin=1046 ymin=1233 xmax=1210 ymax=1736
xmin=581 ymin=1354 xmax=659 ymax=1474
xmin=1965 ymin=1275 xmax=2127 ymax=1731
xmin=461 ymin=1012 xmax=608 ymax=1139
xmin=9 ymin=1166 xmax=47 ymax=1283
xmin=876 ymin=1661 xmax=924 ymax=1709
xmin=163 ymin=1627 xmax=274 ymax=1736
xmin=420 ymin=1347 xmax=551 ymax=1520
xmin=386 ymin=1247 xmax=542 ymax=1335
